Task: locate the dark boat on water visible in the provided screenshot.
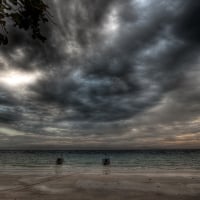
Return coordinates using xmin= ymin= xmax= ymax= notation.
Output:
xmin=56 ymin=157 xmax=64 ymax=165
xmin=102 ymin=157 xmax=110 ymax=166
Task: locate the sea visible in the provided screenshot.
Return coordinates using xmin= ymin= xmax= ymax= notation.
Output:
xmin=0 ymin=150 xmax=199 ymax=175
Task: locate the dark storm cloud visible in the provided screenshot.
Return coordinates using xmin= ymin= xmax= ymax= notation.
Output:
xmin=1 ymin=0 xmax=200 ymax=148
xmin=31 ymin=0 xmax=197 ymax=122
xmin=0 ymin=26 xmax=65 ymax=71
xmin=0 ymin=0 xmax=117 ymax=71
xmin=173 ymin=0 xmax=200 ymax=43
xmin=0 ymin=87 xmax=22 ymax=124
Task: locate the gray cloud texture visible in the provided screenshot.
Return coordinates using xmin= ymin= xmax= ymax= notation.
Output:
xmin=0 ymin=0 xmax=200 ymax=149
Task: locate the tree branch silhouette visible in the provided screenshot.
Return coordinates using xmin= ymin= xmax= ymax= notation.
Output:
xmin=0 ymin=0 xmax=49 ymax=45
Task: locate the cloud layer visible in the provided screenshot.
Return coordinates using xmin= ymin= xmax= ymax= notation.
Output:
xmin=0 ymin=0 xmax=200 ymax=149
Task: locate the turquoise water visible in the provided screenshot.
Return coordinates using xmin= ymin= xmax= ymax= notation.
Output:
xmin=0 ymin=150 xmax=199 ymax=174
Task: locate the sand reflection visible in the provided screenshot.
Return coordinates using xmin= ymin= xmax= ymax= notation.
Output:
xmin=54 ymin=164 xmax=64 ymax=175
xmin=102 ymin=166 xmax=111 ymax=175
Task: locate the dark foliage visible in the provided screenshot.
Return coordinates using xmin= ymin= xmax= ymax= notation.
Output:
xmin=0 ymin=0 xmax=49 ymax=45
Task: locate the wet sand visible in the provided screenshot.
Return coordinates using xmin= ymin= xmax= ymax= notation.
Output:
xmin=0 ymin=171 xmax=199 ymax=200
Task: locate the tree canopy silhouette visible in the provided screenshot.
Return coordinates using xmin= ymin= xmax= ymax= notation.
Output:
xmin=0 ymin=0 xmax=49 ymax=45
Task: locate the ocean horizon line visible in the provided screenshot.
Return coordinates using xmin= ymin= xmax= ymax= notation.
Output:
xmin=0 ymin=149 xmax=199 ymax=151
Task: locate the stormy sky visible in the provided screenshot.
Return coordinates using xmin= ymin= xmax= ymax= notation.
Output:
xmin=0 ymin=0 xmax=200 ymax=149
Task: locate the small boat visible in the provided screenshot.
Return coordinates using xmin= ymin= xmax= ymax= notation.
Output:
xmin=56 ymin=157 xmax=64 ymax=165
xmin=102 ymin=158 xmax=110 ymax=166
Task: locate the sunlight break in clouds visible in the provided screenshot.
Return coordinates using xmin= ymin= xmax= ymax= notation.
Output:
xmin=0 ymin=70 xmax=41 ymax=88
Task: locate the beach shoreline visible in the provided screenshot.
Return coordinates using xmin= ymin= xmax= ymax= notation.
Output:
xmin=0 ymin=169 xmax=199 ymax=200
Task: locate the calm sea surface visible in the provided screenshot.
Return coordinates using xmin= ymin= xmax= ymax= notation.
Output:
xmin=0 ymin=150 xmax=199 ymax=174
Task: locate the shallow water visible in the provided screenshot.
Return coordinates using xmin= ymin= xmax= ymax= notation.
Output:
xmin=0 ymin=150 xmax=199 ymax=174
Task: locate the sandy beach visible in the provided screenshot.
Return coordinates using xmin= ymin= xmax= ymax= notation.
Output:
xmin=0 ymin=170 xmax=199 ymax=200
